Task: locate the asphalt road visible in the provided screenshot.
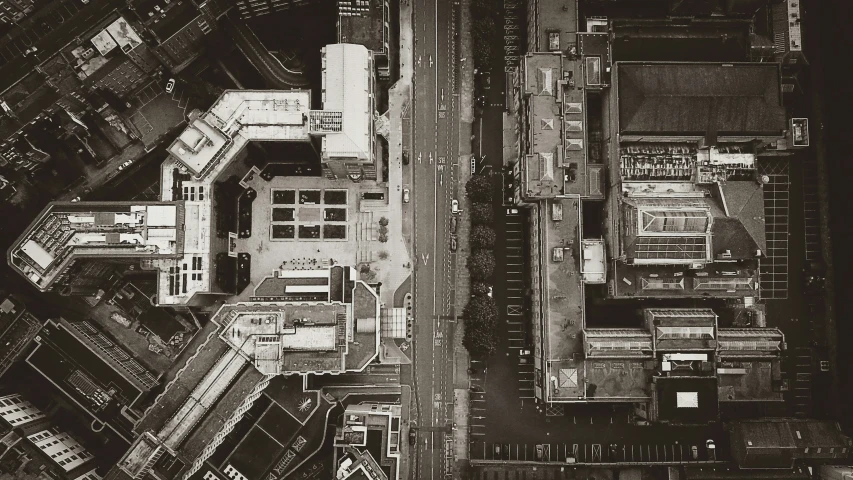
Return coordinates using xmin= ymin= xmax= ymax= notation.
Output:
xmin=222 ymin=14 xmax=310 ymax=88
xmin=410 ymin=0 xmax=459 ymax=478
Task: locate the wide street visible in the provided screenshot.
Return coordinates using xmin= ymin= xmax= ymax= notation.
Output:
xmin=410 ymin=0 xmax=460 ymax=478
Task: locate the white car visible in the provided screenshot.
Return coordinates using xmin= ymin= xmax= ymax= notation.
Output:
xmin=451 ymin=199 xmax=459 ymax=214
xmin=403 ymin=188 xmax=410 ymax=203
xmin=165 ymin=78 xmax=176 ymax=93
xmin=486 ymin=286 xmax=493 ymax=297
xmin=117 ymin=160 xmax=134 ymax=171
xmin=519 ymin=348 xmax=531 ymax=356
xmin=507 ymin=208 xmax=518 ymax=215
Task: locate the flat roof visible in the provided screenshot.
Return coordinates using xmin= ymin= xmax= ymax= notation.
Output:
xmin=105 ymin=17 xmax=143 ymax=51
xmin=528 ymin=0 xmax=578 ymax=52
xmin=538 ymin=197 xmax=586 ymax=402
xmin=0 ymin=296 xmax=42 ymax=377
xmin=717 ymin=359 xmax=782 ymax=402
xmin=617 ymin=62 xmax=786 ymax=137
xmin=166 ymin=90 xmax=311 ymax=179
xmin=158 ymin=90 xmax=312 ymax=305
xmin=583 ymin=359 xmax=653 ymax=400
xmin=7 ymin=202 xmax=184 ymax=292
xmin=338 ymin=6 xmax=385 ymax=54
xmin=147 ymin=1 xmax=200 ymax=41
xmin=215 ymin=280 xmax=379 ymax=375
xmin=655 ymin=376 xmax=719 ymax=424
xmin=321 ymin=44 xmax=373 ymax=161
xmin=26 ymin=320 xmax=144 ymax=433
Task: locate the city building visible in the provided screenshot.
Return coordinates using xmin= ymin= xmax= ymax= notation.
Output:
xmin=10 ymin=47 xmax=377 ymax=304
xmin=526 ymin=0 xmax=578 ymax=53
xmin=0 ymin=394 xmax=47 ymax=429
xmin=603 ymin=62 xmax=786 ymax=300
xmin=771 ymin=0 xmax=807 ymax=69
xmin=0 ymin=392 xmax=100 ymax=480
xmin=76 ymin=18 xmax=160 ymax=99
xmin=233 ymin=0 xmax=316 ymax=19
xmin=730 ymin=420 xmax=851 ymax=469
xmin=334 ymin=403 xmax=402 ymax=480
xmin=107 ymin=266 xmax=380 ymax=480
xmin=0 ymin=295 xmax=43 ymax=378
xmin=337 ymin=0 xmax=391 ymax=78
xmin=133 ymin=1 xmax=215 ymax=73
xmin=26 ymin=318 xmax=159 ymax=441
xmin=511 ymin=53 xmax=605 ymax=203
xmin=319 ymin=43 xmax=377 ymax=180
xmin=7 ymin=202 xmax=185 ymax=295
xmin=0 ymin=0 xmax=33 ymax=25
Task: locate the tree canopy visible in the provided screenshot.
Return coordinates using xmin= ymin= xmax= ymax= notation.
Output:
xmin=467 ymin=249 xmax=495 ymax=280
xmin=465 ymin=174 xmax=493 ymax=203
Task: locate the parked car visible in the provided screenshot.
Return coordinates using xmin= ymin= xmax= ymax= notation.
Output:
xmin=403 ymin=150 xmax=409 ymax=165
xmin=409 ymin=428 xmax=417 ymax=444
xmin=494 ymin=444 xmax=501 ymax=458
xmin=507 ymin=207 xmax=518 ymax=215
xmin=450 ymin=216 xmax=458 ymax=233
xmin=165 ymin=78 xmax=176 ymax=93
xmin=519 ymin=357 xmax=530 ymax=364
xmin=451 ymin=199 xmax=460 ymax=214
xmin=691 ymin=445 xmax=699 ymax=460
xmin=519 ymin=348 xmax=531 ymax=356
xmin=117 ymin=159 xmax=134 ymax=171
xmin=450 ymin=235 xmax=457 ymax=252
xmin=403 ymin=188 xmax=410 ymax=203
xmin=486 ymin=285 xmax=493 ymax=297
xmin=535 ymin=444 xmax=544 ymax=461
xmin=706 ymin=439 xmax=716 ymax=460
xmin=502 ymin=444 xmax=510 ymax=460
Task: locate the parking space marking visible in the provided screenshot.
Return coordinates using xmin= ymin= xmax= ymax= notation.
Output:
xmin=760 ymin=161 xmax=790 ymax=299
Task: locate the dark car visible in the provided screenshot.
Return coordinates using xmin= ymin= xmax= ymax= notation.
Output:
xmin=450 ymin=216 xmax=458 ymax=234
xmin=403 ymin=150 xmax=409 ymax=165
xmin=450 ymin=235 xmax=458 ymax=252
xmin=409 ymin=428 xmax=417 ymax=444
xmin=502 ymin=444 xmax=510 ymax=460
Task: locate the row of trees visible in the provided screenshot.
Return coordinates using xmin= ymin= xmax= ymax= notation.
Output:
xmin=471 ymin=0 xmax=499 ymax=70
xmin=462 ymin=174 xmax=499 ymax=356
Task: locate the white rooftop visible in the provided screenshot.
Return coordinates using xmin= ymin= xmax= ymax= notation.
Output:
xmin=321 ymin=44 xmax=372 ymax=161
xmin=167 ymin=90 xmax=312 ymax=178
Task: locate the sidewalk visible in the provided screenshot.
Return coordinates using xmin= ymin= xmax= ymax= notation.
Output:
xmin=391 ymin=1 xmax=415 ymax=479
xmin=453 ymin=0 xmax=474 ymax=472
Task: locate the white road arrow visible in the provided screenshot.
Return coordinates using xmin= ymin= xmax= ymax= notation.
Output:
xmin=422 ymin=253 xmax=430 ymax=265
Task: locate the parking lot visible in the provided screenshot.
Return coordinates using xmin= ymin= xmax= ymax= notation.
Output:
xmin=759 ymin=158 xmax=790 ymax=299
xmin=472 ymin=440 xmax=718 ymax=463
xmin=502 ymin=0 xmax=524 ymax=72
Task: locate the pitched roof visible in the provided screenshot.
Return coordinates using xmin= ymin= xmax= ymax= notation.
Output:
xmin=713 ymin=181 xmax=766 ymax=257
xmin=618 ymin=63 xmax=786 ymax=136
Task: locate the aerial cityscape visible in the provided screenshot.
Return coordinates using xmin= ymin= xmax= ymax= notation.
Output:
xmin=0 ymin=0 xmax=851 ymax=479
